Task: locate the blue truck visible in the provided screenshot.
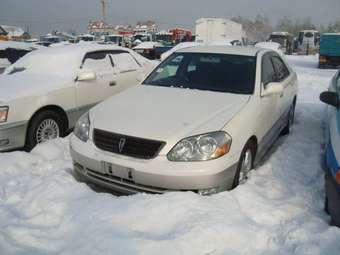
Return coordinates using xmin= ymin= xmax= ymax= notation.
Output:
xmin=319 ymin=33 xmax=340 ymax=68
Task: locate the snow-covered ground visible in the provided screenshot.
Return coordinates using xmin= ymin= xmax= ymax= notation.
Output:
xmin=0 ymin=55 xmax=340 ymax=255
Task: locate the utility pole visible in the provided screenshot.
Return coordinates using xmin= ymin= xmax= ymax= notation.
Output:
xmin=100 ymin=0 xmax=106 ymax=25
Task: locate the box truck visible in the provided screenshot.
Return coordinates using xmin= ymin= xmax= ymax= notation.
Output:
xmin=195 ymin=18 xmax=245 ymax=45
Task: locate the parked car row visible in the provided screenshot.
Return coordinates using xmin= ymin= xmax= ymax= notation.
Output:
xmin=2 ymin=42 xmax=337 ymax=227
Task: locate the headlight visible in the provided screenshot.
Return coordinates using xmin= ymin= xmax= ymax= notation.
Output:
xmin=74 ymin=112 xmax=90 ymax=142
xmin=167 ymin=131 xmax=232 ymax=162
xmin=0 ymin=106 xmax=9 ymax=123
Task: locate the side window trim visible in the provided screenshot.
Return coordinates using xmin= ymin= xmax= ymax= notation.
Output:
xmin=261 ymin=52 xmax=276 ymax=87
xmin=81 ymin=50 xmax=129 ymax=68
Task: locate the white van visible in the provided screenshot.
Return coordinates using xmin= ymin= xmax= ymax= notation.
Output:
xmin=297 ymin=30 xmax=320 ymax=55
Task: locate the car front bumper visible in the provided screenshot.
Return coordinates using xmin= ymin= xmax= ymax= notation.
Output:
xmin=0 ymin=121 xmax=28 ymax=152
xmin=70 ymin=135 xmax=239 ymax=195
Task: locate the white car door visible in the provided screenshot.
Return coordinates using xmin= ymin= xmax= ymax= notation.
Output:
xmin=75 ymin=51 xmax=115 ymax=115
xmin=257 ymin=53 xmax=282 ymax=149
xmin=107 ymin=52 xmax=143 ymax=94
xmin=271 ymin=55 xmax=295 ymax=119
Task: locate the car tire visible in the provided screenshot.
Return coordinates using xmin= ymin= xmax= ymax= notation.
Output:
xmin=325 ymin=172 xmax=340 ymax=227
xmin=25 ymin=110 xmax=65 ymax=151
xmin=232 ymin=141 xmax=256 ymax=188
xmin=281 ymin=102 xmax=295 ymax=135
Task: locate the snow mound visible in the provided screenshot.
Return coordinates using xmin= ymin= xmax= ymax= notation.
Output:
xmin=0 ymin=55 xmax=340 ymax=254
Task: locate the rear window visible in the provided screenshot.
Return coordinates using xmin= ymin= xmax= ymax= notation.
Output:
xmin=143 ymin=52 xmax=256 ymax=94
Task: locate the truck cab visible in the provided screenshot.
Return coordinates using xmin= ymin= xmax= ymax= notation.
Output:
xmin=319 ymin=33 xmax=340 ymax=68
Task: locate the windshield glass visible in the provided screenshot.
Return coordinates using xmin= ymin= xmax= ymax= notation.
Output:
xmin=143 ymin=52 xmax=256 ymax=94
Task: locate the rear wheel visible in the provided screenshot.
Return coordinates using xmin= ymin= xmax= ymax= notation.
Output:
xmin=232 ymin=141 xmax=256 ymax=188
xmin=25 ymin=110 xmax=65 ymax=151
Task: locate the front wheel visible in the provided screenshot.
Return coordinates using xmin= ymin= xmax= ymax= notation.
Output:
xmin=25 ymin=110 xmax=65 ymax=151
xmin=232 ymin=142 xmax=256 ymax=188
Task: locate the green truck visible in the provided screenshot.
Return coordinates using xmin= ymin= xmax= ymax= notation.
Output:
xmin=319 ymin=33 xmax=340 ymax=68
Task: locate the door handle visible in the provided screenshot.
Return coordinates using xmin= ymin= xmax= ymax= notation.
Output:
xmin=109 ymin=81 xmax=117 ymax=86
xmin=280 ymin=92 xmax=284 ymax=98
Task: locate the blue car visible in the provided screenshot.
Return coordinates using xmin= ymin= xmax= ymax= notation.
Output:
xmin=320 ymin=71 xmax=340 ymax=227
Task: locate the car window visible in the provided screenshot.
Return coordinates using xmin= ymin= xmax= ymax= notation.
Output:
xmin=82 ymin=54 xmax=113 ymax=71
xmin=110 ymin=53 xmax=140 ymax=73
xmin=143 ymin=52 xmax=256 ymax=94
xmin=271 ymin=56 xmax=290 ymax=81
xmin=152 ymin=55 xmax=183 ymax=81
xmin=261 ymin=54 xmax=276 ymax=86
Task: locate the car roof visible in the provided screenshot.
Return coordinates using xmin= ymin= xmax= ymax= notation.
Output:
xmin=176 ymin=45 xmax=265 ymax=56
xmin=33 ymin=43 xmax=130 ymax=58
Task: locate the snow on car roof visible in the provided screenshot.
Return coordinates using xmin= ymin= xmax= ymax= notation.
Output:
xmin=177 ymin=45 xmax=263 ymax=56
xmin=30 ymin=43 xmax=131 ymax=58
xmin=0 ymin=41 xmax=45 ymax=51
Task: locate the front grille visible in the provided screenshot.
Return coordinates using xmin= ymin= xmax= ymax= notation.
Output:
xmin=93 ymin=129 xmax=166 ymax=159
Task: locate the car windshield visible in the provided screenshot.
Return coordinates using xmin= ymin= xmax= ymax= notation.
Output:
xmin=143 ymin=52 xmax=256 ymax=94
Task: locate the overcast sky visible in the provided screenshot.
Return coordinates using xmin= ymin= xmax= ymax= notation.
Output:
xmin=1 ymin=0 xmax=339 ymax=36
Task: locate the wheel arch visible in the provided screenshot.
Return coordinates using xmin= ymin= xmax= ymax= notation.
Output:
xmin=26 ymin=105 xmax=69 ymax=135
xmin=246 ymin=135 xmax=258 ymax=159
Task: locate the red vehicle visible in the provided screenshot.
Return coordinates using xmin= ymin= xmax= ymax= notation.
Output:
xmin=169 ymin=28 xmax=193 ymax=43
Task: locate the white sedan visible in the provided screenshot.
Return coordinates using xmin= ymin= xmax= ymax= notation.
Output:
xmin=0 ymin=44 xmax=155 ymax=151
xmin=70 ymin=46 xmax=298 ymax=195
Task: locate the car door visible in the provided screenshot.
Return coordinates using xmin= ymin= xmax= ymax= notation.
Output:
xmin=106 ymin=52 xmax=143 ymax=95
xmin=271 ymin=54 xmax=294 ymax=121
xmin=258 ymin=53 xmax=281 ymax=149
xmin=74 ymin=51 xmax=115 ymax=119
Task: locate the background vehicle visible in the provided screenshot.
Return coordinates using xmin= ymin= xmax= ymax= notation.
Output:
xmin=77 ymin=34 xmax=96 ymax=42
xmin=0 ymin=44 xmax=155 ymax=151
xmin=195 ymin=18 xmax=245 ymax=45
xmin=268 ymin=31 xmax=294 ymax=54
xmin=70 ymin=46 xmax=297 ymax=196
xmin=297 ymin=30 xmax=320 ymax=55
xmin=39 ymin=35 xmax=63 ymax=46
xmin=319 ymin=71 xmax=340 ymax=227
xmin=104 ymin=34 xmax=123 ymax=46
xmin=319 ymin=33 xmax=340 ymax=68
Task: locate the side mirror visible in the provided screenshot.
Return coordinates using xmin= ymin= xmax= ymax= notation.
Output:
xmin=262 ymin=82 xmax=284 ymax=97
xmin=76 ymin=70 xmax=96 ymax=81
xmin=320 ymin=91 xmax=338 ymax=107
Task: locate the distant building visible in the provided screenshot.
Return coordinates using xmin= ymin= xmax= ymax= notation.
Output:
xmin=134 ymin=21 xmax=157 ymax=34
xmin=0 ymin=25 xmax=30 ymax=41
xmin=88 ymin=21 xmax=117 ymax=37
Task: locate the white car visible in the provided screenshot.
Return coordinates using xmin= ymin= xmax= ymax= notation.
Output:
xmin=0 ymin=41 xmax=45 ymax=73
xmin=70 ymin=46 xmax=298 ymax=195
xmin=0 ymin=44 xmax=154 ymax=151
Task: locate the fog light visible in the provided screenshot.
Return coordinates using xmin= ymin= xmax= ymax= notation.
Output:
xmin=197 ymin=187 xmax=221 ymax=196
xmin=0 ymin=139 xmax=9 ymax=147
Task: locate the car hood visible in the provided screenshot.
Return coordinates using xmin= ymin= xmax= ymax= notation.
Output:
xmin=91 ymin=85 xmax=250 ymax=151
xmin=0 ymin=72 xmax=72 ymax=103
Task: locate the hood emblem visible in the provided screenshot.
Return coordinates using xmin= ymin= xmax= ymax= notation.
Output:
xmin=118 ymin=138 xmax=126 ymax=153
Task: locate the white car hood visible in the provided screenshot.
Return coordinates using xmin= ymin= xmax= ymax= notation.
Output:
xmin=91 ymin=85 xmax=249 ymax=146
xmin=0 ymin=72 xmax=72 ymax=103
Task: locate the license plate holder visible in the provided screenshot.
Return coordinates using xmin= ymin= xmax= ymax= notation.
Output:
xmin=101 ymin=161 xmax=134 ymax=180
